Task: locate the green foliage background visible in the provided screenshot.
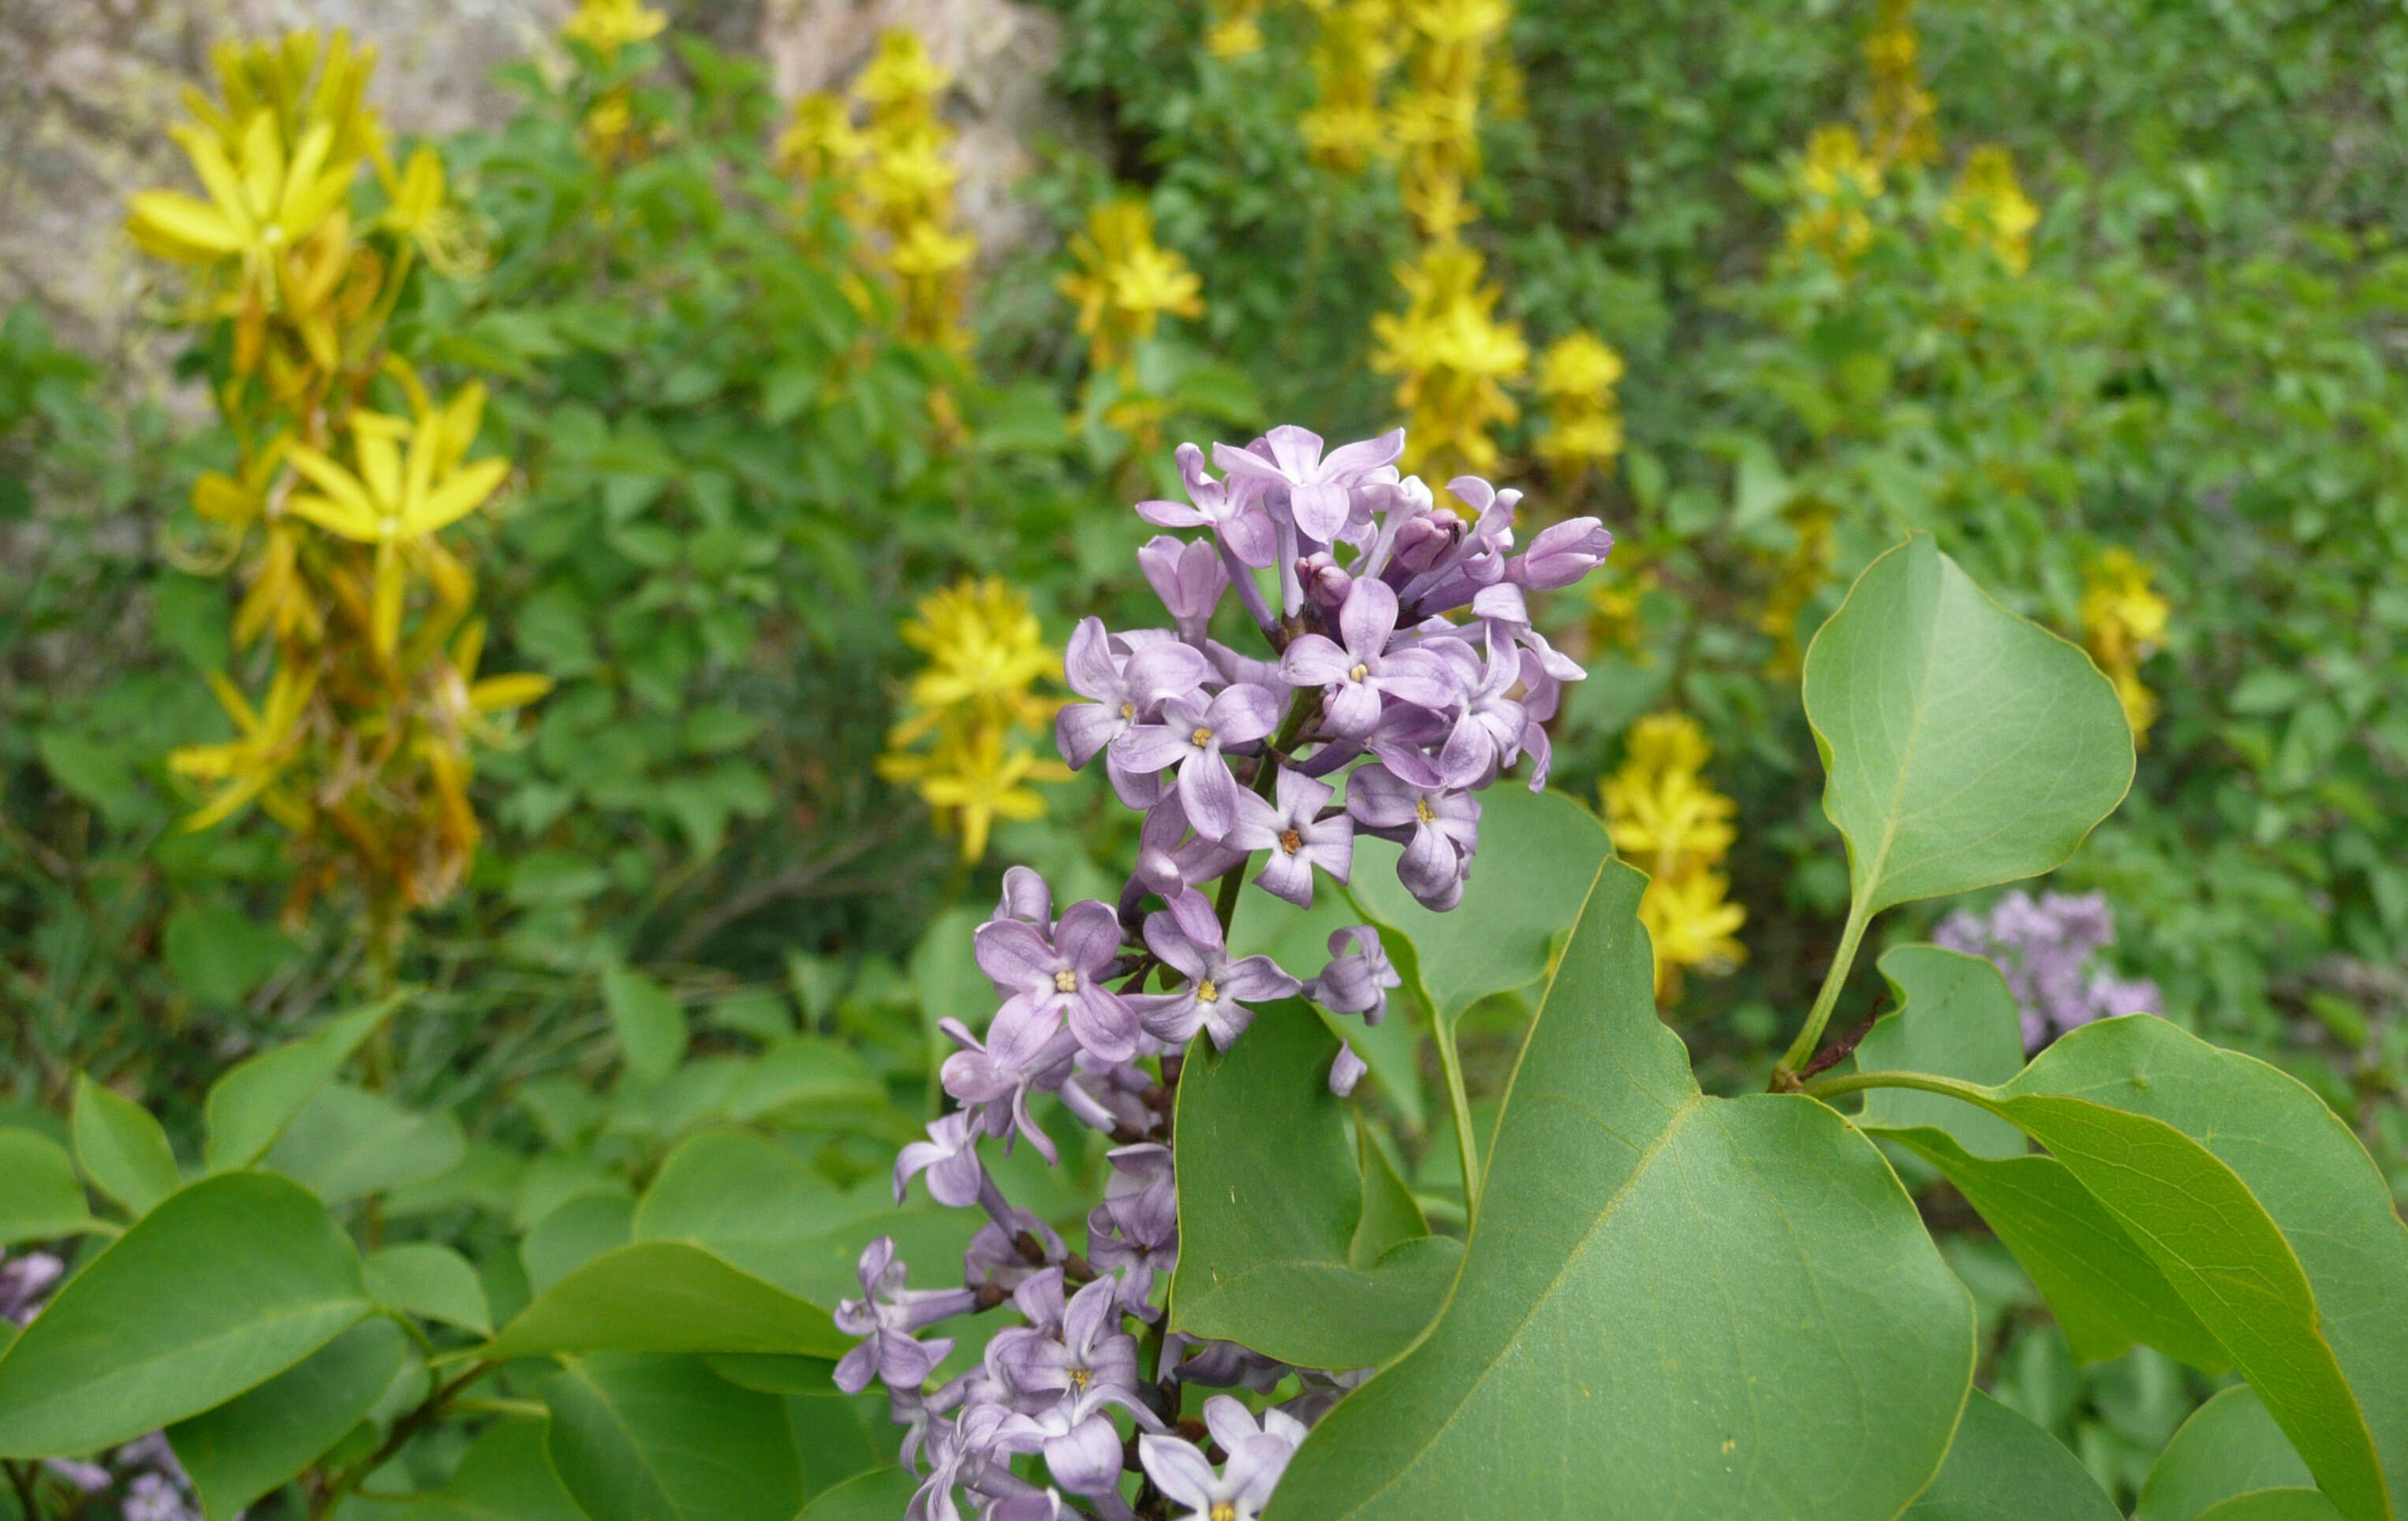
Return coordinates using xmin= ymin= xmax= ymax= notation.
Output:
xmin=5 ymin=0 xmax=2408 ymax=1507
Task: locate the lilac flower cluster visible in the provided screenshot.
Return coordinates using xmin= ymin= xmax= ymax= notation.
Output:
xmin=843 ymin=426 xmax=1612 ymax=1519
xmin=0 ymin=1251 xmax=200 ymax=1521
xmin=1934 ymin=889 xmax=2163 ymax=1053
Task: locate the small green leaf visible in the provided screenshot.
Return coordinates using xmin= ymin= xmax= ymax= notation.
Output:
xmin=2136 ymin=1385 xmax=2316 ymax=1521
xmin=0 ymin=1128 xmax=98 ymax=1244
xmin=604 ymin=967 xmax=689 ymax=1083
xmin=476 ymin=1241 xmax=849 ymax=1363
xmin=522 ymin=1192 xmax=637 ymax=1295
xmin=1343 ymin=783 xmax=1611 ymax=1024
xmin=263 ymin=1086 xmax=467 ymax=1206
xmin=73 ymin=1076 xmax=181 ymax=1217
xmin=796 ymin=1467 xmax=916 ymax=1521
xmin=0 ymin=1172 xmax=370 ymax=1456
xmin=1271 ymin=865 xmax=1974 ymax=1519
xmin=1170 ymin=1001 xmax=1458 ymax=1370
xmin=170 ymin=1317 xmax=417 ymax=1521
xmin=366 ymin=1244 xmax=492 ymax=1337
xmin=1804 ymin=534 xmax=2132 ymax=915
xmin=1902 ymin=1390 xmax=2120 ymax=1519
xmin=205 ymin=997 xmax=405 ymax=1172
xmin=1854 ymin=947 xmax=2028 ymax=1160
xmin=1875 ymin=1126 xmax=2227 ymax=1370
xmin=333 ymin=1415 xmax=586 ymax=1521
xmin=2193 ymin=1496 xmax=2348 ymax=1521
xmin=162 ymin=904 xmax=296 ymax=1009
xmin=542 ymin=1354 xmax=801 ymax=1521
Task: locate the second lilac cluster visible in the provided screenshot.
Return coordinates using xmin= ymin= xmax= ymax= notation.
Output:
xmin=1934 ymin=888 xmax=2163 ymax=1053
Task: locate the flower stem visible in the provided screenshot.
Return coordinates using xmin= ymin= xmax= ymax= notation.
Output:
xmin=1797 ymin=1068 xmax=1995 ymax=1107
xmin=1771 ymin=899 xmax=1872 ymax=1090
xmin=1434 ymin=1017 xmax=1482 ymax=1233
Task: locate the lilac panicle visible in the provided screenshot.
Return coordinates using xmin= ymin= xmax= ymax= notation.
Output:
xmin=843 ymin=422 xmax=1619 ymax=1520
xmin=1933 ymin=889 xmax=2163 ymax=1053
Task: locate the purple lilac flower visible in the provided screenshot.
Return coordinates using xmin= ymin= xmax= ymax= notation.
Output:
xmin=1137 ymin=1395 xmax=1306 ymax=1521
xmin=1508 ymin=516 xmax=1615 ymax=590
xmin=0 ymin=1251 xmax=62 ymax=1325
xmin=1129 ymin=890 xmax=1300 ymax=1050
xmin=122 ymin=1474 xmax=196 ymax=1521
xmin=975 ymin=900 xmax=1141 ymax=1064
xmin=1310 ymin=926 xmax=1400 ymax=1024
xmin=1435 ymin=631 xmax=1528 ymax=788
xmin=1347 ymin=763 xmax=1481 ymax=911
xmin=1933 ymin=889 xmax=2163 ymax=1053
xmin=895 ymin=1112 xmax=990 ymax=1209
xmin=1228 ymin=767 xmax=1354 ymax=907
xmin=965 ymin=1210 xmax=1065 ymax=1292
xmin=1139 ymin=535 xmax=1230 ymax=647
xmin=1213 ymin=425 xmax=1405 ymax=543
xmin=1055 ymin=618 xmax=1214 ymax=800
xmin=1141 ymin=443 xmax=1278 ymax=567
xmin=835 ymin=1239 xmax=978 ymax=1395
xmin=1112 ymin=684 xmax=1280 ymax=841
xmin=939 ymin=1012 xmax=1081 ymax=1163
xmin=1328 ymin=1042 xmax=1369 ymax=1096
xmin=1278 ymin=579 xmax=1457 ymax=739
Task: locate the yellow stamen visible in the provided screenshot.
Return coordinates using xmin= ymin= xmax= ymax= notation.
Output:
xmin=1279 ymin=828 xmax=1302 ymax=855
xmin=1054 ymin=969 xmax=1079 ymax=993
xmin=1196 ymin=979 xmax=1220 ymax=1004
xmin=1348 ymin=662 xmax=1370 ymax=682
xmin=1190 ymin=726 xmax=1215 ymax=747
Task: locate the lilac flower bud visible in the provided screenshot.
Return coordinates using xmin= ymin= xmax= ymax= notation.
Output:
xmin=1508 ymin=516 xmax=1615 ymax=590
xmin=1100 ymin=1143 xmax=1178 ymax=1247
xmin=1129 ymin=889 xmax=1301 ymax=1050
xmin=1309 ymin=926 xmax=1400 ymax=1025
xmin=1227 ymin=766 xmax=1354 ymax=907
xmin=1387 ymin=510 xmax=1462 ymax=576
xmin=1164 ymin=1335 xmax=1288 ymax=1392
xmin=1329 ymin=1041 xmax=1368 ymax=1097
xmin=1297 ymin=551 xmax=1351 ymax=610
xmin=1139 ymin=535 xmax=1230 ymax=647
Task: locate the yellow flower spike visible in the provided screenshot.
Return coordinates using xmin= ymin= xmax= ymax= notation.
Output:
xmin=855 ymin=30 xmax=950 ymax=125
xmin=913 ymin=729 xmax=1070 ymax=864
xmin=1370 ymin=243 xmax=1526 ymax=479
xmin=562 ymin=0 xmax=667 ymax=62
xmin=1208 ymin=1 xmax=1267 ymax=58
xmin=1059 ymin=201 xmax=1204 ymax=376
xmin=1941 ymin=145 xmax=2040 ymax=275
xmin=881 ymin=576 xmax=1066 ymax=859
xmin=1864 ymin=0 xmax=1939 ymax=170
xmin=1535 ymin=330 xmax=1626 ymax=482
xmin=1638 ymin=869 xmax=1749 ymax=1002
xmin=2081 ymin=548 xmax=2169 ymax=745
xmin=1601 ymin=712 xmax=1746 ymax=1004
xmin=778 ymin=95 xmax=867 ymax=182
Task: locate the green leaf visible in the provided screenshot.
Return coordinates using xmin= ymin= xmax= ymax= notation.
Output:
xmin=635 ymin=1129 xmax=977 ymax=1311
xmin=1901 ymin=1390 xmax=2119 ymax=1519
xmin=542 ymin=1354 xmax=801 ymax=1521
xmin=0 ymin=1128 xmax=98 ymax=1244
xmin=2136 ymin=1385 xmax=2317 ymax=1521
xmin=366 ymin=1244 xmax=492 ymax=1337
xmin=331 ymin=1416 xmax=586 ymax=1521
xmin=73 ymin=1076 xmax=182 ymax=1217
xmin=1230 ymin=882 xmax=1427 ymax=1128
xmin=1271 ymin=864 xmax=1975 ymax=1519
xmin=786 ymin=1388 xmax=887 ymax=1501
xmin=1343 ymin=782 xmax=1611 ymax=1024
xmin=162 ymin=904 xmax=296 ymax=1008
xmin=0 ymin=1172 xmax=370 ymax=1456
xmin=1170 ymin=1001 xmax=1459 ymax=1370
xmin=170 ymin=1317 xmax=417 ymax=1520
xmin=263 ymin=1086 xmax=468 ymax=1206
xmin=1874 ymin=1125 xmax=2227 ymax=1370
xmin=476 ymin=1241 xmax=849 ymax=1363
xmin=796 ymin=1467 xmax=917 ymax=1521
xmin=204 ymin=997 xmax=405 ymax=1172
xmin=2192 ymin=1495 xmax=2348 ymax=1521
xmin=605 ymin=967 xmax=689 ymax=1083
xmin=522 ymin=1191 xmax=637 ymax=1295
xmin=1854 ymin=947 xmax=2028 ymax=1160
xmin=1804 ymin=534 xmax=2132 ymax=915
xmin=1988 ymin=1019 xmax=2408 ymax=1521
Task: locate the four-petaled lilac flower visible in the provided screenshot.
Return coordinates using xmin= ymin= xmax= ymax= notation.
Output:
xmin=976 ymin=900 xmax=1141 ymax=1064
xmin=1348 ymin=763 xmax=1482 ymax=909
xmin=1279 ymin=580 xmax=1457 ymax=738
xmin=1213 ymin=425 xmax=1405 ymax=543
xmin=1137 ymin=1396 xmax=1305 ymax=1521
xmin=1140 ymin=443 xmax=1278 ymax=567
xmin=1228 ymin=766 xmax=1354 ymax=907
xmin=1129 ymin=890 xmax=1300 ymax=1050
xmin=939 ymin=1011 xmax=1080 ymax=1163
xmin=1111 ymin=684 xmax=1280 ymax=841
xmin=1056 ymin=617 xmax=1214 ymax=778
xmin=1309 ymin=926 xmax=1400 ymax=1025
xmin=835 ymin=1238 xmax=976 ymax=1395
xmin=894 ymin=1111 xmax=989 ymax=1209
xmin=1436 ymin=631 xmax=1528 ymax=788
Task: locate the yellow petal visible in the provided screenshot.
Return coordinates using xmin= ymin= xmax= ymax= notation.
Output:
xmin=353 ymin=423 xmax=404 ymax=517
xmin=173 ymin=126 xmax=258 ymax=241
xmin=282 ymin=490 xmax=381 ymax=542
xmin=182 ymin=773 xmax=274 ymax=832
xmin=469 ymin=673 xmax=554 ymax=712
xmin=280 ymin=122 xmax=337 ymax=223
xmin=372 ymin=541 xmax=405 ymax=658
xmin=126 ymin=192 xmax=248 ymax=257
xmin=237 ymin=110 xmax=285 ymax=223
xmin=284 ymin=442 xmax=379 ymax=520
xmin=408 ymin=457 xmax=510 ymax=535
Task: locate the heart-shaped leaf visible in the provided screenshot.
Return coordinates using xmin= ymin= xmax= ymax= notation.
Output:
xmin=1902 ymin=1390 xmax=2120 ymax=1519
xmin=1270 ymin=863 xmax=1974 ymax=1519
xmin=0 ymin=1172 xmax=371 ymax=1456
xmin=1805 ymin=533 xmax=2132 ymax=915
xmin=1170 ymin=1000 xmax=1460 ymax=1370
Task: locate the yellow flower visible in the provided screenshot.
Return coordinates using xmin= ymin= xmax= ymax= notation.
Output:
xmin=1942 ymin=145 xmax=2040 ymax=274
xmin=1370 ymin=244 xmax=1526 ymax=478
xmin=562 ymin=0 xmax=666 ymax=62
xmin=880 ymin=577 xmax=1066 ymax=859
xmin=892 ymin=728 xmax=1070 ymax=863
xmin=855 ymin=30 xmax=950 ymax=129
xmin=1058 ymin=200 xmax=1205 ymax=375
xmin=778 ymin=95 xmax=867 ymax=182
xmin=1208 ymin=0 xmax=1267 ymax=58
xmin=1535 ymin=331 xmax=1626 ymax=480
xmin=281 ymin=384 xmax=510 ymax=655
xmin=1299 ymin=0 xmax=1398 ymax=173
xmin=1786 ymin=124 xmax=1884 ymax=264
xmin=170 ymin=663 xmax=318 ymax=832
xmin=128 ymin=110 xmax=357 ymax=281
xmin=2081 ymin=548 xmax=2169 ymax=744
xmin=1602 ymin=713 xmax=1746 ymax=1002
xmin=1865 ymin=0 xmax=1939 ymax=170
